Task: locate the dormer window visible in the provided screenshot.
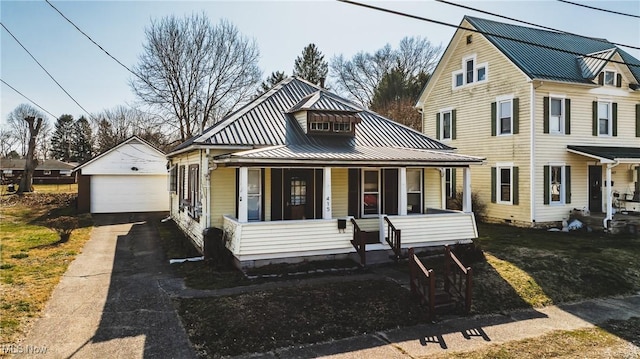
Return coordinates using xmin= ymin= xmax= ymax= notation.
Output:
xmin=333 ymin=122 xmax=351 ymax=132
xmin=307 ymin=112 xmax=359 ymax=136
xmin=604 ymin=70 xmax=615 ymax=86
xmin=598 ymin=70 xmax=621 ymax=87
xmin=310 ymin=121 xmax=330 ymax=131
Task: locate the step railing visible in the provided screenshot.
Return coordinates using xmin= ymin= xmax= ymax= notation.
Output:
xmin=384 ymin=216 xmax=401 ymax=261
xmin=409 ymin=247 xmax=435 ymax=320
xmin=444 ymin=245 xmax=473 ymax=314
xmin=350 ymin=218 xmax=366 ymax=267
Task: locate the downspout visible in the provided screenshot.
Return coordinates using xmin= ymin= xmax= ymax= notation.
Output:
xmin=203 ymin=148 xmax=211 ymax=230
xmin=604 ymin=160 xmax=621 ymax=229
xmin=529 ymin=81 xmax=537 ymax=225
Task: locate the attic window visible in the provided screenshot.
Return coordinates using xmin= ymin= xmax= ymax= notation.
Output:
xmin=333 ymin=122 xmax=351 ymax=132
xmin=598 ymin=70 xmax=621 ymax=87
xmin=307 ymin=112 xmax=359 ymax=136
xmin=310 ymin=121 xmax=330 ymax=131
xmin=466 ymin=35 xmax=473 ymax=44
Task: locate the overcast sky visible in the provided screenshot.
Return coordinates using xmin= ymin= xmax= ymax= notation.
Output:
xmin=1 ymin=0 xmax=639 ymax=125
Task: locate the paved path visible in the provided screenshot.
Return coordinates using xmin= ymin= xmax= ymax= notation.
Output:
xmin=18 ymin=213 xmax=195 ymax=359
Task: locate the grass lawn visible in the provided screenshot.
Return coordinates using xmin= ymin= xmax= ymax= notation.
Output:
xmin=0 ymin=188 xmax=92 ymax=344
xmin=162 ymin=219 xmax=640 ymax=357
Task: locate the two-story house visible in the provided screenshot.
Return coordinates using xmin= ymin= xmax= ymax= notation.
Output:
xmin=417 ymin=16 xmax=640 ymax=228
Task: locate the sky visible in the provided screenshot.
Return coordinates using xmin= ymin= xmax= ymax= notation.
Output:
xmin=1 ymin=0 xmax=639 ymax=126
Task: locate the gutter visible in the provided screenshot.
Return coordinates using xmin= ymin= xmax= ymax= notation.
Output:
xmin=166 ymin=143 xmax=253 ymax=157
xmin=530 ymin=81 xmax=537 ymax=225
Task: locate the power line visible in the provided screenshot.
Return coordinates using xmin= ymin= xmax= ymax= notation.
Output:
xmin=1 ymin=78 xmax=59 ymax=119
xmin=557 ymin=0 xmax=640 ymax=19
xmin=435 ymin=0 xmax=640 ymax=51
xmin=45 ymin=0 xmax=162 ymax=94
xmin=337 ymin=0 xmax=640 ymax=69
xmin=0 ymin=22 xmax=94 ymax=119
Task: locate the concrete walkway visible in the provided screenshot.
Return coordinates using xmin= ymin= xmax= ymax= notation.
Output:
xmin=18 ymin=213 xmax=195 ymax=359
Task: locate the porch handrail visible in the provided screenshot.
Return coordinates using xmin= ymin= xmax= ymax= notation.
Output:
xmin=444 ymin=245 xmax=472 ymax=314
xmin=350 ymin=218 xmax=366 ymax=267
xmin=409 ymin=247 xmax=436 ymax=320
xmin=383 ymin=216 xmax=401 ymax=261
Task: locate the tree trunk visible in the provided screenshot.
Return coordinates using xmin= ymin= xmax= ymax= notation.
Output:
xmin=17 ymin=117 xmax=42 ymax=194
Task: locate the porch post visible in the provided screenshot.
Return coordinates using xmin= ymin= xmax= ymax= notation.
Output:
xmin=398 ymin=167 xmax=407 ymax=215
xmin=238 ymin=166 xmax=248 ymax=223
xmin=605 ymin=164 xmax=613 ymax=228
xmin=462 ymin=167 xmax=472 ymax=213
xmin=323 ymin=167 xmax=332 ymax=219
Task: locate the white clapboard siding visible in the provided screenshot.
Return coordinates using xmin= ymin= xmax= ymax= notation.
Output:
xmin=386 ymin=213 xmax=478 ymax=245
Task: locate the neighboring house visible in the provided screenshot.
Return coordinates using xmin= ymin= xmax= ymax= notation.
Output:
xmin=167 ymin=77 xmax=484 ymax=268
xmin=0 ymin=158 xmax=75 ymax=185
xmin=75 ymin=136 xmax=169 ymax=214
xmin=417 ymin=16 xmax=640 ymax=228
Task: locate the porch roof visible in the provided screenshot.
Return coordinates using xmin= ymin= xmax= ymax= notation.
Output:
xmin=567 ymin=145 xmax=640 ymax=164
xmin=214 ymin=144 xmax=485 ymax=167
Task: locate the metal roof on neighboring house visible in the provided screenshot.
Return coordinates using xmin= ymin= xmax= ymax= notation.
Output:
xmin=464 ymin=16 xmax=640 ymax=85
xmin=170 ymin=77 xmax=455 ymax=154
xmin=0 ymin=158 xmax=75 ymax=171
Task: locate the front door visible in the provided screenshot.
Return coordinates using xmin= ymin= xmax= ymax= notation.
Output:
xmin=284 ymin=169 xmax=314 ymax=220
xmin=589 ymin=165 xmax=602 ymax=213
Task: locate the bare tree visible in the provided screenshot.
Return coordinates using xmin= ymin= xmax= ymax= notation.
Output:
xmin=5 ymin=104 xmax=50 ymax=158
xmin=330 ymin=37 xmax=442 ymax=107
xmin=0 ymin=128 xmax=18 ymax=158
xmin=131 ymin=14 xmax=262 ymax=141
xmin=18 ymin=116 xmax=43 ymax=194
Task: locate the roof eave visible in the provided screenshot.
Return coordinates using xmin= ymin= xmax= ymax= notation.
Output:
xmin=212 ymin=157 xmax=485 ymax=167
xmin=166 ymin=143 xmax=254 ymax=157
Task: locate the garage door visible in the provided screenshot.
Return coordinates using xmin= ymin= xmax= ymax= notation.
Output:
xmin=90 ymin=175 xmax=169 ymax=213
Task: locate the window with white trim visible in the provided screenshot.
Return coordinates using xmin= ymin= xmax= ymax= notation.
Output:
xmin=498 ymin=99 xmax=513 ymax=135
xmin=549 ymin=166 xmax=564 ymax=204
xmin=549 ymin=98 xmax=564 ymax=134
xmin=598 ymin=101 xmax=612 ymax=136
xmin=247 ymin=169 xmax=261 ymax=221
xmin=497 ymin=166 xmax=512 ymax=204
xmin=362 ymin=169 xmax=380 ymax=216
xmin=406 ymin=169 xmax=422 ymax=214
xmin=310 ymin=121 xmax=330 ymax=131
xmin=333 ymin=122 xmax=351 ymax=132
xmin=604 ymin=70 xmax=615 ymax=86
xmin=452 ymin=55 xmax=487 ymax=88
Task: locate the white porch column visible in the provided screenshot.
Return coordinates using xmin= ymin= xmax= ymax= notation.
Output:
xmin=605 ymin=164 xmax=613 ymax=228
xmin=398 ymin=167 xmax=407 ymax=215
xmin=440 ymin=168 xmax=447 ymax=209
xmin=323 ymin=167 xmax=332 ymax=219
xmin=238 ymin=167 xmax=248 ymax=223
xmin=462 ymin=167 xmax=472 ymax=213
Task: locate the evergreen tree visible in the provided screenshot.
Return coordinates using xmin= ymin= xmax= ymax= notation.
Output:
xmin=259 ymin=71 xmax=287 ymax=93
xmin=293 ymin=44 xmax=328 ymax=86
xmin=95 ymin=119 xmax=116 ymax=154
xmin=71 ymin=116 xmax=93 ymax=163
xmin=50 ymin=114 xmax=74 ymax=161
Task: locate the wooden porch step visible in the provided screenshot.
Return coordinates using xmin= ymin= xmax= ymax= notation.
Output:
xmin=434 ymin=290 xmax=455 ymax=312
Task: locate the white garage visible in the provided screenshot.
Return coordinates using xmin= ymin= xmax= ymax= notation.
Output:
xmin=75 ymin=136 xmax=169 ymax=214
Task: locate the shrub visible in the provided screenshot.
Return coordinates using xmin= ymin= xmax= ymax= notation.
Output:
xmin=46 ymin=216 xmax=79 ymax=243
xmin=447 ymin=191 xmax=488 ymax=221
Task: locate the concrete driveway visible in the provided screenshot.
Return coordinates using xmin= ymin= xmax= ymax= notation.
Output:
xmin=19 ymin=213 xmax=195 ymax=358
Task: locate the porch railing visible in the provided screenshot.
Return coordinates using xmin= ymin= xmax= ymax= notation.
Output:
xmin=350 ymin=218 xmax=366 ymax=267
xmin=409 ymin=247 xmax=436 ymax=320
xmin=384 ymin=216 xmax=401 ymax=261
xmin=444 ymin=245 xmax=473 ymax=314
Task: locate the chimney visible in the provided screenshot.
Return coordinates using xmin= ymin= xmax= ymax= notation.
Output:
xmin=319 ymin=77 xmax=325 ymax=89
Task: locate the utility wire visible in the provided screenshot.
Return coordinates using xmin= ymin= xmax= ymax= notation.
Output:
xmin=45 ymin=0 xmax=163 ymax=94
xmin=436 ymin=0 xmax=640 ymax=51
xmin=557 ymin=0 xmax=640 ymax=19
xmin=1 ymin=22 xmax=94 ymax=119
xmin=337 ymin=0 xmax=640 ymax=69
xmin=1 ymin=78 xmax=59 ymax=119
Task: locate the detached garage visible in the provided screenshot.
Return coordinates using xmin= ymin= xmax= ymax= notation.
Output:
xmin=75 ymin=136 xmax=169 ymax=214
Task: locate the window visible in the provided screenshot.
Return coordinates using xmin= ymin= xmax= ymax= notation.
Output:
xmin=60 ymin=170 xmax=71 ymax=176
xmin=445 ymin=168 xmax=456 ymax=200
xmin=169 ymin=166 xmax=177 ymax=192
xmin=498 ymin=99 xmax=512 ymax=135
xmin=604 ymin=70 xmax=615 ymax=86
xmin=465 ymin=59 xmax=474 ymax=84
xmin=3 ymin=170 xmax=12 ymax=175
xmin=441 ymin=110 xmax=452 ymax=140
xmin=452 ymin=55 xmax=488 ymax=88
xmin=550 ymin=166 xmax=563 ymax=204
xmin=598 ymin=101 xmax=611 ymax=136
xmin=178 ymin=165 xmax=186 ymax=211
xmin=333 ymin=122 xmax=351 ymax=132
xmin=310 ymin=121 xmax=330 ymax=131
xmin=406 ymin=169 xmax=422 ymax=214
xmin=362 ymin=170 xmax=380 ymax=216
xmin=188 ymin=164 xmax=199 ymax=218
xmin=248 ymin=169 xmax=261 ymax=221
xmin=43 ymin=170 xmax=51 ymax=175
xmin=495 ymin=166 xmax=512 ymax=204
xmin=550 ymin=98 xmax=563 ymax=134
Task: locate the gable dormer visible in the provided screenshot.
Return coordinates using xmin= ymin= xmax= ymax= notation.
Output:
xmin=288 ymin=91 xmax=362 ymax=136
